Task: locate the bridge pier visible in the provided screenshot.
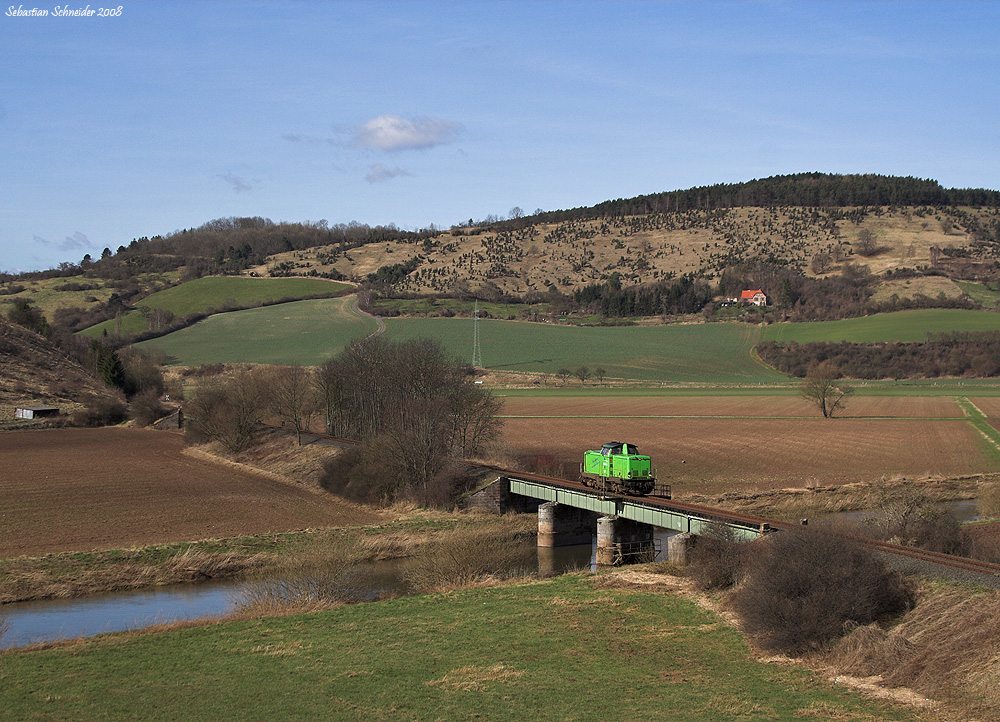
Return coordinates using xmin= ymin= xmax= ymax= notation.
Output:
xmin=537 ymin=502 xmax=594 ymax=547
xmin=596 ymin=515 xmax=655 ymax=566
xmin=667 ymin=533 xmax=694 ymax=566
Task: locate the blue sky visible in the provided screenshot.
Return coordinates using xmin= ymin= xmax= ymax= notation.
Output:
xmin=2 ymin=0 xmax=998 ymax=273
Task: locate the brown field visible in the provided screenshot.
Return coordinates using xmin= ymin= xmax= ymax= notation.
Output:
xmin=503 ymin=416 xmax=991 ymax=495
xmin=501 ymin=395 xmax=962 ymax=419
xmin=0 ymin=427 xmax=382 ymax=558
xmin=966 ymin=397 xmax=1000 ymax=418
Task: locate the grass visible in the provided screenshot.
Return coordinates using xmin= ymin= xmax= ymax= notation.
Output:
xmin=0 ymin=574 xmax=925 ymax=722
xmin=955 ymin=280 xmax=1000 ymax=309
xmin=761 ymin=308 xmax=1000 ymax=344
xmin=137 ymin=295 xmax=376 ymax=365
xmin=385 ymin=318 xmax=787 ymax=383
xmin=82 ymin=276 xmax=350 ymax=337
xmin=0 ymin=272 xmax=176 ymax=320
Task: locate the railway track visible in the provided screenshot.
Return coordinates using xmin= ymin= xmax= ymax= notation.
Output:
xmin=295 ymin=429 xmax=1000 ymax=585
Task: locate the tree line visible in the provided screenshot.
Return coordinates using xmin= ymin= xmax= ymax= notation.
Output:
xmin=480 ymin=173 xmax=1000 ymax=232
xmin=758 ymin=331 xmax=1000 ymax=379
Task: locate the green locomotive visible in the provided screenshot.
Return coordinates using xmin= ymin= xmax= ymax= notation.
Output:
xmin=581 ymin=441 xmax=657 ymax=496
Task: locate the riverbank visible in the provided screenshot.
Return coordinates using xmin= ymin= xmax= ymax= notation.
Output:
xmin=0 ymin=513 xmax=511 ymax=604
xmin=0 ymin=572 xmax=935 ymax=722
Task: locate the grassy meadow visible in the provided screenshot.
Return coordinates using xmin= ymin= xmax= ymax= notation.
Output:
xmin=384 ymin=317 xmax=786 ymax=383
xmin=761 ymin=308 xmax=1000 ymax=344
xmin=137 ymin=296 xmax=376 ymax=365
xmin=0 ymin=574 xmax=925 ymax=722
xmin=82 ymin=276 xmax=350 ymax=337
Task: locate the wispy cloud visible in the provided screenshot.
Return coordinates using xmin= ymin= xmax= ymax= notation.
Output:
xmin=34 ymin=232 xmax=96 ymax=252
xmin=281 ymin=132 xmax=334 ymax=146
xmin=217 ymin=173 xmax=257 ymax=193
xmin=365 ymin=164 xmax=412 ymax=184
xmin=354 ymin=114 xmax=463 ymax=152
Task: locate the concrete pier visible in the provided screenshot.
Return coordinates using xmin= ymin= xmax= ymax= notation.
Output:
xmin=537 ymin=502 xmax=595 ymax=548
xmin=596 ymin=515 xmax=655 ymax=566
xmin=667 ymin=533 xmax=694 ymax=566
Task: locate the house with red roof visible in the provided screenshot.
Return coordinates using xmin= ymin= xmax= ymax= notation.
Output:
xmin=741 ymin=289 xmax=767 ymax=306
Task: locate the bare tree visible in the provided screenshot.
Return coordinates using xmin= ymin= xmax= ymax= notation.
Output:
xmin=574 ymin=366 xmax=591 ymax=385
xmin=269 ymin=364 xmax=315 ymax=445
xmin=557 ymin=368 xmax=571 ymax=385
xmin=854 ymin=228 xmax=878 ymax=257
xmin=186 ymin=366 xmax=269 ymax=452
xmin=595 ymin=367 xmax=607 ymax=386
xmin=800 ymin=363 xmax=853 ymax=418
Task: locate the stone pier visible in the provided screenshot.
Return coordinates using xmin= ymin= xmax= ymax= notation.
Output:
xmin=596 ymin=515 xmax=655 ymax=566
xmin=537 ymin=502 xmax=595 ymax=548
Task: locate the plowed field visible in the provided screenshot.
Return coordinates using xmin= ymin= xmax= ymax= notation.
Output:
xmin=501 ymin=395 xmax=961 ymax=419
xmin=0 ymin=428 xmax=382 ymax=557
xmin=503 ymin=416 xmax=990 ymax=494
xmin=967 ymin=397 xmax=1000 ymax=418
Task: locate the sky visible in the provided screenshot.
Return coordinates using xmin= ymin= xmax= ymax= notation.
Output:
xmin=2 ymin=0 xmax=998 ymax=273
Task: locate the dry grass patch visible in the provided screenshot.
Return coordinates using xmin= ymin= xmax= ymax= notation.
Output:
xmin=426 ymin=664 xmax=524 ymax=692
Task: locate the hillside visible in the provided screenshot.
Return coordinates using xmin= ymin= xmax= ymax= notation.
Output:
xmin=0 ymin=316 xmax=117 ymax=423
xmin=5 ymin=174 xmax=1000 ymax=328
xmin=253 ymin=203 xmax=1000 ymax=297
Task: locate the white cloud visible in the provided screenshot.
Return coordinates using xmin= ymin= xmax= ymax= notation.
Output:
xmin=354 ymin=114 xmax=463 ymax=152
xmin=366 ymin=164 xmax=412 ymax=184
xmin=218 ymin=173 xmax=257 ymax=193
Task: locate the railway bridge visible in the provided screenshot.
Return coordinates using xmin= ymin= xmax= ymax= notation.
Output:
xmin=467 ymin=471 xmax=774 ymax=566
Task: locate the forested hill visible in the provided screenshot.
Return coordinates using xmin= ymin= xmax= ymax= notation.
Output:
xmin=512 ymin=173 xmax=1000 ymax=230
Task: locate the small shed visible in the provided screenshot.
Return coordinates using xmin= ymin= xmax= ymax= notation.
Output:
xmin=14 ymin=406 xmax=60 ymax=420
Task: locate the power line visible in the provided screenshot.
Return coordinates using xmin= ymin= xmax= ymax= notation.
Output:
xmin=472 ymin=300 xmax=482 ymax=367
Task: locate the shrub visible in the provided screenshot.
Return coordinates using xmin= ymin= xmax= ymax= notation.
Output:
xmin=687 ymin=523 xmax=746 ymax=591
xmin=402 ymin=517 xmax=536 ymax=593
xmin=130 ymin=389 xmax=166 ymax=427
xmin=72 ymin=395 xmax=128 ymax=427
xmin=731 ymin=528 xmax=913 ymax=654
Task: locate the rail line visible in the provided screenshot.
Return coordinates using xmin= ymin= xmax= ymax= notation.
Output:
xmin=296 ymin=428 xmax=1000 ymax=580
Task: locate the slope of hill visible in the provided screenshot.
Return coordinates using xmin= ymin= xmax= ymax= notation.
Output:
xmin=253 ymin=203 xmax=1000 ymax=296
xmin=80 ymin=276 xmax=351 ymax=338
xmin=0 ymin=317 xmax=117 ymax=424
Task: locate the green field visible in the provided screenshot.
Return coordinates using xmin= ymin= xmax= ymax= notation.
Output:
xmin=137 ymin=304 xmax=1000 ymax=381
xmin=385 ymin=318 xmax=786 ymax=383
xmin=0 ymin=574 xmax=922 ymax=722
xmin=761 ymin=309 xmax=1000 ymax=344
xmin=955 ymin=281 xmax=1000 ymax=309
xmin=138 ymin=296 xmax=376 ymax=366
xmin=83 ymin=276 xmax=350 ymax=337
